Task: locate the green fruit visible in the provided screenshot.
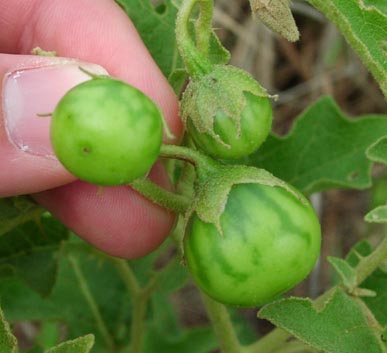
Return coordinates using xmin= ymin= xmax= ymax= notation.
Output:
xmin=51 ymin=76 xmax=163 ymax=186
xmin=181 ymin=65 xmax=272 ymax=160
xmin=184 ymin=182 xmax=321 ymax=307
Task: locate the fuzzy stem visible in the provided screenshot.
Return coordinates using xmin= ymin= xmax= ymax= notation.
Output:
xmin=160 ymin=144 xmax=218 ymax=181
xmin=201 ymin=293 xmax=244 ymax=353
xmin=130 ymin=143 xmax=220 ymax=213
xmin=356 ymin=235 xmax=387 ymax=284
xmin=176 ymin=0 xmax=214 ymax=77
xmin=113 ymin=259 xmax=156 ymax=353
xmin=194 ymin=0 xmax=213 ymax=57
xmin=130 ymin=177 xmax=190 ymax=213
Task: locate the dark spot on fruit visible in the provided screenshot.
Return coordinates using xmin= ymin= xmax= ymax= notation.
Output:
xmin=83 ymin=147 xmax=91 ymax=154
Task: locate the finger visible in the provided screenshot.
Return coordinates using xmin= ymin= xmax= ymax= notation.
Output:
xmin=33 ymin=163 xmax=175 ymax=259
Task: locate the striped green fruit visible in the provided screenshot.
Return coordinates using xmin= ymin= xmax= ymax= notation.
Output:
xmin=51 ymin=76 xmax=163 ymax=186
xmin=184 ymin=182 xmax=321 ymax=307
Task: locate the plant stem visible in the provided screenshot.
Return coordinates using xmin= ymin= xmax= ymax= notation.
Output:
xmin=130 ymin=177 xmax=190 ymax=213
xmin=68 ymin=255 xmax=115 ymax=352
xmin=129 ymin=143 xmax=220 ymax=213
xmin=176 ymin=0 xmax=214 ymax=77
xmin=113 ymin=258 xmax=141 ymax=295
xmin=129 ymin=295 xmax=147 ymax=353
xmin=194 ymin=0 xmax=212 ymax=57
xmin=113 ymin=259 xmax=156 ymax=353
xmin=356 ymin=234 xmax=387 ymax=284
xmin=1 ymin=206 xmax=44 ymax=237
xmin=201 ymin=293 xmax=244 ymax=353
xmin=243 ymin=327 xmax=290 ymax=353
xmin=160 ymin=144 xmax=218 ymax=181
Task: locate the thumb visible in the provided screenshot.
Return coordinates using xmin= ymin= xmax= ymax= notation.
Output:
xmin=0 ymin=54 xmax=107 ymax=197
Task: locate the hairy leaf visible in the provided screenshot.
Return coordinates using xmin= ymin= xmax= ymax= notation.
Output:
xmin=367 ymin=136 xmax=387 ymax=165
xmin=0 ymin=307 xmax=17 ymax=353
xmin=307 ymin=0 xmax=387 ymax=98
xmin=0 ymin=197 xmax=44 ymax=237
xmin=0 ymin=214 xmax=68 ymax=297
xmin=145 ymin=288 xmax=218 ymax=353
xmin=115 ymin=0 xmax=229 ymax=89
xmin=346 ymin=240 xmax=387 ymax=325
xmin=247 ymin=96 xmax=387 ymax=194
xmin=365 ymin=205 xmax=387 ymax=223
xmin=259 ymin=288 xmax=387 ymax=353
xmin=45 ymin=334 xmax=94 ymax=353
xmin=115 ymin=0 xmax=180 ymax=79
xmin=249 ymin=0 xmax=299 ymax=42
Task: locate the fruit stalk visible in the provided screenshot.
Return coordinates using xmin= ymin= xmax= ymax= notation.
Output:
xmin=201 ymin=293 xmax=244 ymax=353
xmin=130 ymin=177 xmax=190 ymax=213
xmin=160 ymin=143 xmax=219 ymax=181
xmin=176 ymin=0 xmax=214 ymax=77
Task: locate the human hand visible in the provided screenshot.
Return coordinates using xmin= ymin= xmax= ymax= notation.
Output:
xmin=0 ymin=0 xmax=183 ymax=258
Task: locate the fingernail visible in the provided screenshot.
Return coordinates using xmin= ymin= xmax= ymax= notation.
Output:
xmin=2 ymin=59 xmax=108 ymax=157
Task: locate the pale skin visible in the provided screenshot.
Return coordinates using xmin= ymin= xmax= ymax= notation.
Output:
xmin=0 ymin=0 xmax=183 ymax=258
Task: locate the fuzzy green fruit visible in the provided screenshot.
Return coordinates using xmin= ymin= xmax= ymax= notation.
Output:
xmin=181 ymin=65 xmax=272 ymax=160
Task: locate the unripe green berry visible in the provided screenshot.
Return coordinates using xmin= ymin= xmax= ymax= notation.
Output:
xmin=181 ymin=65 xmax=272 ymax=160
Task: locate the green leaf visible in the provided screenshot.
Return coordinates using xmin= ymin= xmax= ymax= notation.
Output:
xmin=364 ymin=0 xmax=387 ymax=14
xmin=0 ymin=240 xmax=186 ymax=353
xmin=115 ymin=0 xmax=229 ymax=90
xmin=0 ymin=245 xmax=129 ymax=353
xmin=306 ymin=0 xmax=387 ymax=98
xmin=0 ymin=214 xmax=68 ymax=297
xmin=36 ymin=321 xmax=61 ymax=350
xmin=247 ymin=96 xmax=387 ymax=194
xmin=0 ymin=306 xmax=17 ymax=353
xmin=143 ymin=323 xmax=217 ymax=353
xmin=249 ymin=0 xmax=299 ymax=42
xmin=345 ymin=240 xmax=374 ymax=267
xmin=0 ymin=279 xmax=61 ymax=321
xmin=154 ymin=256 xmax=189 ymax=293
xmin=362 ymin=266 xmax=387 ymax=326
xmin=115 ymin=0 xmax=180 ymax=79
xmin=365 ymin=204 xmax=387 ymax=223
xmin=0 ymin=197 xmax=44 ymax=237
xmin=45 ymin=334 xmax=94 ymax=353
xmin=329 ymin=248 xmax=377 ymax=298
xmin=345 ymin=240 xmax=387 ymax=325
xmin=367 ymin=136 xmax=387 ymax=165
xmin=169 ymin=68 xmax=189 ymax=95
xmin=327 ymin=256 xmax=357 ymax=289
xmin=258 ymin=288 xmax=387 ymax=353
